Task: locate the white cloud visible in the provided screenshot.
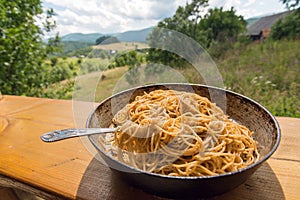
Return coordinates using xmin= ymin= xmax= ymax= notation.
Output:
xmin=43 ymin=0 xmax=184 ymax=36
xmin=243 ymin=0 xmax=256 ymax=7
xmin=210 ymin=0 xmax=286 ymax=19
xmin=42 ymin=0 xmax=286 ymax=36
xmin=210 ymin=0 xmax=241 ymax=10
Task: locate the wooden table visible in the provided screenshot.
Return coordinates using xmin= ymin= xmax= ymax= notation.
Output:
xmin=0 ymin=95 xmax=299 ymax=200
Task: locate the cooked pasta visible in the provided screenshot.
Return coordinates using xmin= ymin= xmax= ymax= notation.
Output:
xmin=106 ymin=89 xmax=260 ymax=177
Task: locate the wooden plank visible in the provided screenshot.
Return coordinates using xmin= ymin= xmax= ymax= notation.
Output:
xmin=0 ymin=95 xmax=89 ymax=199
xmin=273 ymin=117 xmax=300 ymax=161
xmin=74 ymin=155 xmax=300 ymax=200
xmin=0 ymin=95 xmax=299 ymax=200
xmin=218 ymin=158 xmax=300 ymax=200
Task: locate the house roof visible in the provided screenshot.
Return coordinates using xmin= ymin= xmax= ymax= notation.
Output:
xmin=247 ymin=10 xmax=292 ymax=36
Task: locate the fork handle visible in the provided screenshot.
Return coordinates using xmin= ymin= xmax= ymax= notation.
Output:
xmin=40 ymin=128 xmax=116 ymax=142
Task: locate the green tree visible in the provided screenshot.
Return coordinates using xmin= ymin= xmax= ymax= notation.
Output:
xmin=146 ymin=1 xmax=246 ymax=64
xmin=146 ymin=0 xmax=209 ymax=68
xmin=271 ymin=0 xmax=300 ymax=40
xmin=125 ymin=51 xmax=141 ymax=85
xmin=0 ymin=0 xmax=58 ymax=95
xmin=199 ymin=7 xmax=247 ymax=57
xmin=270 ymin=9 xmax=300 ymax=40
xmin=198 ymin=7 xmax=246 ymax=48
xmin=154 ymin=0 xmax=209 ymax=44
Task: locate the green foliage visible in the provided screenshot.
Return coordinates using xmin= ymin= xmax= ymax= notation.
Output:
xmin=58 ymin=43 xmax=109 ymax=59
xmin=280 ymin=0 xmax=300 ymax=8
xmin=45 ymin=61 xmax=74 ymax=84
xmin=87 ymin=49 xmax=109 ymax=59
xmin=218 ymin=40 xmax=300 ymax=117
xmin=40 ymin=80 xmax=75 ymax=100
xmin=50 ymin=57 xmax=58 ymax=66
xmin=146 ymin=1 xmax=247 ymax=66
xmin=108 ymin=50 xmax=144 ymax=69
xmin=0 ymin=0 xmax=58 ymax=96
xmin=157 ymin=0 xmax=209 ymax=39
xmin=270 ymin=8 xmax=300 ymax=40
xmin=106 ymin=50 xmax=145 ymax=84
xmin=125 ymin=65 xmax=141 ymax=85
xmin=41 ymin=39 xmax=299 ymax=117
xmin=79 ymin=58 xmax=108 ymax=74
xmin=145 ymin=0 xmax=208 ymax=68
xmin=60 ymin=41 xmax=93 ymax=56
xmin=248 ymin=76 xmax=299 ymax=117
xmin=145 ymin=48 xmax=188 ymax=69
xmin=199 ymin=7 xmax=247 ymax=58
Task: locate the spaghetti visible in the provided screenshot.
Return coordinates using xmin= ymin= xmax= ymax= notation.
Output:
xmin=107 ymin=89 xmax=260 ymax=177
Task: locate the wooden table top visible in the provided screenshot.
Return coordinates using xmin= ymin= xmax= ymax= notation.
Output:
xmin=0 ymin=95 xmax=299 ymax=200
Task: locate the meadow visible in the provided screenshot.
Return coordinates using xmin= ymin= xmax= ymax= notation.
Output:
xmin=43 ymin=40 xmax=300 ymax=118
xmin=218 ymin=40 xmax=299 ymax=117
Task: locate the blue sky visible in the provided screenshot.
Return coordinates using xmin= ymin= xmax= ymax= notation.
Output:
xmin=42 ymin=0 xmax=287 ymax=36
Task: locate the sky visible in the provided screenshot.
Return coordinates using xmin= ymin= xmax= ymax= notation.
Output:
xmin=42 ymin=0 xmax=287 ymax=36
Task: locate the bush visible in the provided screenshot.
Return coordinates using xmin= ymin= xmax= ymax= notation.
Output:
xmin=218 ymin=39 xmax=300 ymax=117
xmin=270 ymin=9 xmax=300 ymax=40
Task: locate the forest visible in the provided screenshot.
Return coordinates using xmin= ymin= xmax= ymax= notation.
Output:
xmin=0 ymin=0 xmax=299 ymax=117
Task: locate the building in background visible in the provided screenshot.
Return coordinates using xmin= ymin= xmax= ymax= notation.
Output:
xmin=247 ymin=10 xmax=292 ymax=41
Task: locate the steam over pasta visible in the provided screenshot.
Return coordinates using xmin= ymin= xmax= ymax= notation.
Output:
xmin=107 ymin=89 xmax=260 ymax=177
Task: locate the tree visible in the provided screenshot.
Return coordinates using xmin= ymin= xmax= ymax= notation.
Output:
xmin=273 ymin=0 xmax=300 ymax=40
xmin=198 ymin=7 xmax=247 ymax=57
xmin=146 ymin=0 xmax=209 ymax=67
xmin=146 ymin=0 xmax=246 ymax=63
xmin=198 ymin=7 xmax=246 ymax=48
xmin=270 ymin=8 xmax=300 ymax=40
xmin=155 ymin=0 xmax=209 ymax=43
xmin=280 ymin=0 xmax=300 ymax=9
xmin=0 ymin=0 xmax=58 ymax=95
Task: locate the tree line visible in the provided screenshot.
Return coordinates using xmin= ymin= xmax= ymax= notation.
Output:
xmin=109 ymin=0 xmax=300 ymax=73
xmin=0 ymin=0 xmax=299 ymax=96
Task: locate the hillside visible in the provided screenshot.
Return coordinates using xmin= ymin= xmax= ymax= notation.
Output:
xmin=60 ymin=17 xmax=260 ymax=44
xmin=218 ymin=40 xmax=300 ymax=117
xmin=58 ymin=15 xmax=266 ymax=47
xmin=61 ymin=41 xmax=93 ymax=55
xmin=61 ymin=27 xmax=153 ymax=44
xmin=44 ymin=39 xmax=300 ymax=118
xmin=113 ymin=27 xmax=153 ymax=42
xmin=61 ymin=33 xmax=103 ymax=43
xmin=93 ymin=42 xmax=149 ymax=51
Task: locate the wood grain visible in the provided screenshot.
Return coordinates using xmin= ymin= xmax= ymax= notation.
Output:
xmin=0 ymin=95 xmax=299 ymax=199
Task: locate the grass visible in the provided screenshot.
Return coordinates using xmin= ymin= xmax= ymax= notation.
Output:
xmin=217 ymin=39 xmax=300 ymax=117
xmin=44 ymin=39 xmax=300 ymax=118
xmin=73 ymin=66 xmax=128 ymax=102
xmin=93 ymin=42 xmax=149 ymax=51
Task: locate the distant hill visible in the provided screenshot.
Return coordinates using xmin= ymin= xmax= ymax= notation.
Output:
xmin=113 ymin=27 xmax=153 ymax=42
xmin=246 ymin=17 xmax=261 ymax=27
xmin=61 ymin=33 xmax=103 ymax=44
xmin=61 ymin=27 xmax=153 ymax=44
xmin=61 ymin=41 xmax=93 ymax=55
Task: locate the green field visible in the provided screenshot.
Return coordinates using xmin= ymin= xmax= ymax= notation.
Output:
xmin=218 ymin=40 xmax=299 ymax=117
xmin=44 ymin=39 xmax=300 ymax=118
xmin=73 ymin=66 xmax=129 ymax=102
xmin=93 ymin=42 xmax=149 ymax=51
